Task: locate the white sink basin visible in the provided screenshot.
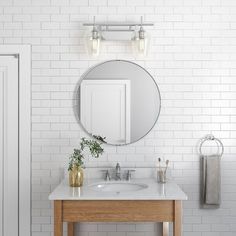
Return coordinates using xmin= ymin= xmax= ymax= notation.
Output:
xmin=88 ymin=182 xmax=148 ymax=193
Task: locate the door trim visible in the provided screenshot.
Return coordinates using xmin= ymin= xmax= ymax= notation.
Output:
xmin=0 ymin=45 xmax=31 ymax=236
xmin=80 ymin=80 xmax=131 ymax=144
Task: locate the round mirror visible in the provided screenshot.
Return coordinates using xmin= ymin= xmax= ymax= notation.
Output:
xmin=78 ymin=60 xmax=161 ymax=145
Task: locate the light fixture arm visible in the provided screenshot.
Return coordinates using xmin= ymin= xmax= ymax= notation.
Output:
xmin=83 ymin=17 xmax=153 ymax=34
xmin=139 ymin=16 xmax=145 ymax=39
xmin=91 ymin=16 xmax=99 ymax=39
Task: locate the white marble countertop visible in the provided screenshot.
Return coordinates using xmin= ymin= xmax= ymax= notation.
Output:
xmin=49 ymin=179 xmax=188 ymax=201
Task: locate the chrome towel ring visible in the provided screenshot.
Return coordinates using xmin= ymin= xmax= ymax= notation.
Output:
xmin=199 ymin=134 xmax=224 ymax=157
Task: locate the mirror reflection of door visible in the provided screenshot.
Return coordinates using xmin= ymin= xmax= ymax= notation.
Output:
xmin=80 ymin=80 xmax=131 ymax=145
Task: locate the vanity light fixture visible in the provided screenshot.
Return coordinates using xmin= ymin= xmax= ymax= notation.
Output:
xmin=83 ymin=16 xmax=153 ymax=57
xmin=132 ymin=16 xmax=150 ymax=56
xmin=86 ymin=16 xmax=101 ymax=57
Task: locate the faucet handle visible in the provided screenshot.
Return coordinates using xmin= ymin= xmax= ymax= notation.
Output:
xmin=126 ymin=169 xmax=135 ymax=181
xmin=101 ymin=170 xmax=111 ymax=181
xmin=116 ymin=163 xmax=121 ymax=173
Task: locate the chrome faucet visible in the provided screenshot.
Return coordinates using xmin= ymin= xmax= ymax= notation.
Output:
xmin=126 ymin=169 xmax=135 ymax=181
xmin=115 ymin=163 xmax=121 ymax=180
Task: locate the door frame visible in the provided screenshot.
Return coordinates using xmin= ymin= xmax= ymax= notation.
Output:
xmin=0 ymin=45 xmax=31 ymax=236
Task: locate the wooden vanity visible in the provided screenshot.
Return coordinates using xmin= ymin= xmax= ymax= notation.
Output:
xmin=54 ymin=199 xmax=181 ymax=236
xmin=50 ymin=180 xmax=187 ymax=236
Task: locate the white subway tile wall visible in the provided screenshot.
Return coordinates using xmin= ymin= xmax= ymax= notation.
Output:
xmin=1 ymin=0 xmax=236 ymax=235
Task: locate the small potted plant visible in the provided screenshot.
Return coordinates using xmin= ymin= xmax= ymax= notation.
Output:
xmin=68 ymin=136 xmax=104 ymax=187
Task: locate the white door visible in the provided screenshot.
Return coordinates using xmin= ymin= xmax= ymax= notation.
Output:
xmin=0 ymin=56 xmax=19 ymax=236
xmin=80 ymin=80 xmax=131 ymax=145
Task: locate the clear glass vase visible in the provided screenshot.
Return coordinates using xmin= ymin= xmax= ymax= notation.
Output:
xmin=69 ymin=165 xmax=84 ymax=187
xmin=157 ymin=167 xmax=167 ymax=183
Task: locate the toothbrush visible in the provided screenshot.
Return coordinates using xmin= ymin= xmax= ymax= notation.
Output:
xmin=158 ymin=157 xmax=161 ymax=169
xmin=164 ymin=160 xmax=169 ymax=174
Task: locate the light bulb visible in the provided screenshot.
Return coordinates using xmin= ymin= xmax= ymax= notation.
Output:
xmin=90 ymin=37 xmax=100 ymax=56
xmin=138 ymin=37 xmax=148 ymax=55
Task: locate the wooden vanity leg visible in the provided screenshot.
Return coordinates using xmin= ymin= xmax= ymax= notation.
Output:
xmin=173 ymin=200 xmax=182 ymax=236
xmin=68 ymin=222 xmax=74 ymax=236
xmin=162 ymin=222 xmax=169 ymax=236
xmin=54 ymin=200 xmax=63 ymax=236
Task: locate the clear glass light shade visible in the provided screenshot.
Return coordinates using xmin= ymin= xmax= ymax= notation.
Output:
xmin=137 ymin=37 xmax=149 ymax=56
xmin=85 ymin=24 xmax=101 ymax=57
xmin=88 ymin=36 xmax=100 ymax=57
xmin=132 ymin=29 xmax=150 ymax=57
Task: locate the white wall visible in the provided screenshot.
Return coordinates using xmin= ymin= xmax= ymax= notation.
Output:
xmin=1 ymin=0 xmax=236 ymax=235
